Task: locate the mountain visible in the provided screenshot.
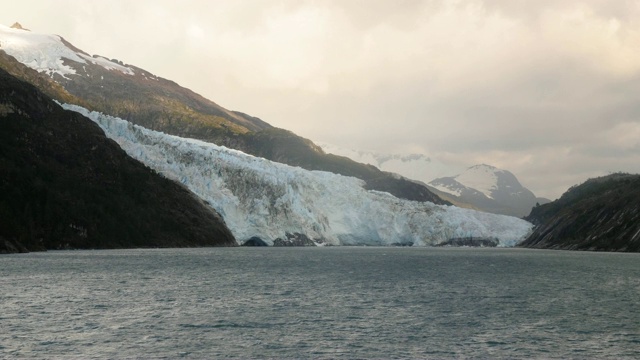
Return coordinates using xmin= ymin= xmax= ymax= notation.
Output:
xmin=61 ymin=103 xmax=533 ymax=247
xmin=0 ymin=23 xmax=444 ymax=205
xmin=0 ymin=67 xmax=236 ymax=253
xmin=519 ymin=173 xmax=640 ymax=252
xmin=317 ymin=143 xmax=548 ymax=217
xmin=429 ymin=165 xmax=548 ymax=217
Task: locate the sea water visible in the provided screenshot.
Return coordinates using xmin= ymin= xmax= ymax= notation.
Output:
xmin=1 ymin=247 xmax=639 ymax=359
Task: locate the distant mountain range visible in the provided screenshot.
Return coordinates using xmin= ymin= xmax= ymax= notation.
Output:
xmin=520 ymin=173 xmax=640 ymax=252
xmin=0 ymin=23 xmax=444 ymax=205
xmin=318 ymin=143 xmax=549 ymax=217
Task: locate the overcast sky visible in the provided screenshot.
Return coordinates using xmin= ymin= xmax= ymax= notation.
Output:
xmin=3 ymin=0 xmax=640 ymax=199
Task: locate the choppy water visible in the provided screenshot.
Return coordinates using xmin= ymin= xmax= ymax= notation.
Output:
xmin=1 ymin=247 xmax=639 ymax=359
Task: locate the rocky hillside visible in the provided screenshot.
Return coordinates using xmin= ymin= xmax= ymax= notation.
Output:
xmin=0 ymin=24 xmax=445 ymax=205
xmin=519 ymin=173 xmax=640 ymax=252
xmin=0 ymin=68 xmax=236 ymax=253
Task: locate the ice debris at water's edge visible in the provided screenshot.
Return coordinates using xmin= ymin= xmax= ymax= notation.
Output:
xmin=62 ymin=103 xmax=533 ymax=246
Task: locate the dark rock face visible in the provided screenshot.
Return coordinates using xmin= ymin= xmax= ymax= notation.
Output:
xmin=520 ymin=174 xmax=640 ymax=252
xmin=436 ymin=237 xmax=499 ymax=247
xmin=242 ymin=237 xmax=269 ymax=247
xmin=0 ymin=236 xmax=29 ymax=254
xmin=272 ymin=233 xmax=317 ymax=247
xmin=390 ymin=241 xmax=414 ymax=247
xmin=0 ymin=68 xmax=237 ymax=253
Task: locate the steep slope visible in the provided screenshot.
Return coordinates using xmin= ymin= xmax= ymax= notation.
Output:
xmin=0 ymin=50 xmax=85 ymax=107
xmin=0 ymin=68 xmax=236 ymax=253
xmin=63 ymin=103 xmax=533 ymax=247
xmin=430 ymin=165 xmax=544 ymax=217
xmin=519 ymin=174 xmax=640 ymax=252
xmin=0 ymin=24 xmax=267 ymax=133
xmin=0 ymin=24 xmax=445 ymax=205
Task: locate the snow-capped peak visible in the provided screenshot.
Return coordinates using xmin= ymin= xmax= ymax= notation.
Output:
xmin=455 ymin=164 xmax=503 ymax=199
xmin=431 ymin=164 xmax=517 ymax=200
xmin=0 ymin=23 xmax=134 ymax=78
xmin=429 ymin=164 xmax=540 ymax=217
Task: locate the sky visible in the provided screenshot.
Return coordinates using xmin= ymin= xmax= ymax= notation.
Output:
xmin=3 ymin=0 xmax=640 ymax=199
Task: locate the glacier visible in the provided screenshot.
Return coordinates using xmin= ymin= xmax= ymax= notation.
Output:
xmin=62 ymin=103 xmax=533 ymax=246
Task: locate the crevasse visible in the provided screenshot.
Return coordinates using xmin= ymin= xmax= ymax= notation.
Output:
xmin=62 ymin=103 xmax=533 ymax=246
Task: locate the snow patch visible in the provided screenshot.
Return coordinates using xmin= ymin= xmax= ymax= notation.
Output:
xmin=455 ymin=165 xmax=500 ymax=199
xmin=0 ymin=24 xmax=134 ymax=77
xmin=78 ymin=54 xmax=135 ymax=75
xmin=0 ymin=24 xmax=84 ymax=79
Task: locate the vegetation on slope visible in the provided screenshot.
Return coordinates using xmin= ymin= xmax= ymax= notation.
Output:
xmin=520 ymin=173 xmax=640 ymax=252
